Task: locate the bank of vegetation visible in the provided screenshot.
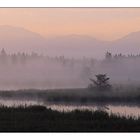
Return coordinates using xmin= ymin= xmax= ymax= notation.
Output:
xmin=0 ymin=105 xmax=138 ymax=132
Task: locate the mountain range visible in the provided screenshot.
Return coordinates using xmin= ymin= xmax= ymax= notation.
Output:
xmin=0 ymin=25 xmax=140 ymax=59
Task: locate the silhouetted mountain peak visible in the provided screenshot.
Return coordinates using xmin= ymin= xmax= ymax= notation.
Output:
xmin=116 ymin=31 xmax=140 ymax=42
xmin=0 ymin=25 xmax=45 ymax=40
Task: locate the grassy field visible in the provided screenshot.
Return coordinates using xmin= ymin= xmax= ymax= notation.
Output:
xmin=0 ymin=105 xmax=138 ymax=132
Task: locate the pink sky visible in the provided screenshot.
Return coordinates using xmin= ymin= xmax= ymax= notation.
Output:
xmin=0 ymin=8 xmax=140 ymax=40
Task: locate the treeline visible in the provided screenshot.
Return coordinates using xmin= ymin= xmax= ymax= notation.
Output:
xmin=0 ymin=48 xmax=87 ymax=66
xmin=105 ymin=51 xmax=140 ymax=60
xmin=1 ymin=48 xmax=140 ymax=66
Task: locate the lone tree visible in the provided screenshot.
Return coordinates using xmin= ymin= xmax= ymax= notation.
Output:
xmin=88 ymin=74 xmax=111 ymax=91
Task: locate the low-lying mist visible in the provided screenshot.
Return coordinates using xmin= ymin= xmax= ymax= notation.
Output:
xmin=0 ymin=49 xmax=139 ymax=90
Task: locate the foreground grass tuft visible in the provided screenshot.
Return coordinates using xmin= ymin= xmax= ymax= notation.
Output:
xmin=0 ymin=105 xmax=139 ymax=132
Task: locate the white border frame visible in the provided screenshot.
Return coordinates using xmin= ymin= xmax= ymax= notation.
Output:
xmin=0 ymin=0 xmax=140 ymax=7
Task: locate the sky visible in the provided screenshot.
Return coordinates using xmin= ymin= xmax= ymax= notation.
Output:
xmin=0 ymin=8 xmax=140 ymax=40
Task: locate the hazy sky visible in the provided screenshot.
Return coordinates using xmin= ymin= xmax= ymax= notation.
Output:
xmin=1 ymin=8 xmax=140 ymax=40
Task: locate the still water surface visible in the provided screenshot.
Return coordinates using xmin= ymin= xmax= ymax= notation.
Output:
xmin=0 ymin=99 xmax=139 ymax=118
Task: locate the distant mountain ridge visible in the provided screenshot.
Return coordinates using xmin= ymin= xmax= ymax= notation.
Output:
xmin=0 ymin=25 xmax=140 ymax=58
xmin=0 ymin=25 xmax=47 ymax=54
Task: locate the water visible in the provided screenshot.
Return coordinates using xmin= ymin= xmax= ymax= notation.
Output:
xmin=0 ymin=99 xmax=43 ymax=107
xmin=0 ymin=99 xmax=139 ymax=118
xmin=46 ymin=104 xmax=140 ymax=118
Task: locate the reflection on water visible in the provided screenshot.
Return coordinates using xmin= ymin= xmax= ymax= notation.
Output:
xmin=0 ymin=99 xmax=43 ymax=107
xmin=46 ymin=104 xmax=140 ymax=118
xmin=108 ymin=105 xmax=140 ymax=118
xmin=0 ymin=99 xmax=140 ymax=117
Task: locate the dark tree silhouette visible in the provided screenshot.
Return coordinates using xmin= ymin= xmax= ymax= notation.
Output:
xmin=0 ymin=48 xmax=8 ymax=65
xmin=89 ymin=74 xmax=111 ymax=91
xmin=105 ymin=52 xmax=112 ymax=60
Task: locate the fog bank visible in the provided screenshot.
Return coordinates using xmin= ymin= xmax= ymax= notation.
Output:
xmin=0 ymin=49 xmax=139 ymax=90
